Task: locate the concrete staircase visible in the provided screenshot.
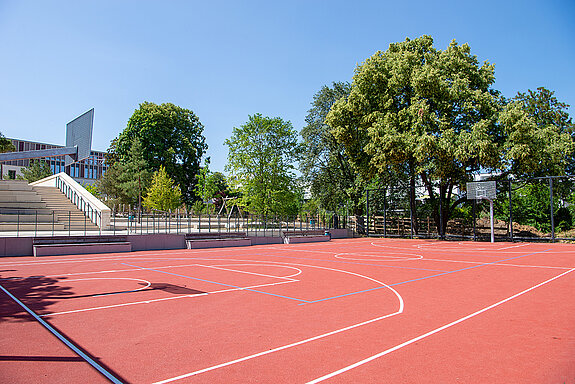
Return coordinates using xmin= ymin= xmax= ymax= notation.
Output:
xmin=0 ymin=180 xmax=99 ymax=232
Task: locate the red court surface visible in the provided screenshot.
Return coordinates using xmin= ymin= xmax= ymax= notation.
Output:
xmin=1 ymin=238 xmax=574 ymax=383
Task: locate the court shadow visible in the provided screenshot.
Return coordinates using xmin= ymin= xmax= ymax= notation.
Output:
xmin=146 ymin=283 xmax=206 ymax=295
xmin=0 ymin=274 xmax=73 ymax=323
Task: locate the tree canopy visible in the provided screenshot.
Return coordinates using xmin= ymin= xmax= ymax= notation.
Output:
xmin=326 ymin=35 xmax=574 ymax=234
xmin=116 ymin=102 xmax=207 ymax=204
xmin=300 ymin=82 xmax=366 ymax=214
xmin=225 ymin=114 xmax=301 ymax=215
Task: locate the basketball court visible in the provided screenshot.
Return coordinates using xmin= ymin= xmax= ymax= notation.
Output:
xmin=1 ymin=238 xmax=574 ymax=383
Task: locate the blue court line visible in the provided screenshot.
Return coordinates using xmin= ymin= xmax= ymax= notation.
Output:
xmin=298 ymin=249 xmax=552 ymax=305
xmin=121 ymin=262 xmax=310 ymax=303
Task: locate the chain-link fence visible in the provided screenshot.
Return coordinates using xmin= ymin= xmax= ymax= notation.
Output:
xmin=365 ymin=176 xmax=575 ymax=242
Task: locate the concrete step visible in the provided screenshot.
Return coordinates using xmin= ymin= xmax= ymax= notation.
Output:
xmin=0 ymin=180 xmax=34 ymax=191
xmin=0 ymin=222 xmax=67 ymax=231
xmin=0 ymin=194 xmax=43 ymax=203
xmin=0 ymin=202 xmax=47 ymax=209
xmin=0 ymin=214 xmax=58 ymax=222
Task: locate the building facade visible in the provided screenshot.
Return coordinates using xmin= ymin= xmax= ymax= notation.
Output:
xmin=1 ymin=138 xmax=108 ymax=184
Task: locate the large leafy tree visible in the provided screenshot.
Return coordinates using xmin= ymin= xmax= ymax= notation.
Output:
xmin=327 ymin=35 xmax=574 ymax=235
xmin=301 ymin=82 xmax=365 ymax=214
xmin=116 ymin=102 xmax=207 ymax=204
xmin=225 ymin=114 xmax=302 ymax=215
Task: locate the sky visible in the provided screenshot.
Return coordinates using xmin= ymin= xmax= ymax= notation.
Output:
xmin=0 ymin=0 xmax=573 ymax=173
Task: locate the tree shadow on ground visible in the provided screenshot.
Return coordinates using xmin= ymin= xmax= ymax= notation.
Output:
xmin=0 ymin=274 xmax=73 ymax=323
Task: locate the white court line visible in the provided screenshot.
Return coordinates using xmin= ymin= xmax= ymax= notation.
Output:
xmin=306 ymin=266 xmax=575 ymax=383
xmin=497 ymin=243 xmax=530 ymax=250
xmin=1 ymin=262 xmax=302 ymax=282
xmin=421 ymin=257 xmax=573 ymax=270
xmin=261 ymin=246 xmax=572 ymax=270
xmin=336 ymin=252 xmax=423 ymax=262
xmin=63 ymin=277 xmax=152 ymax=296
xmin=193 ymin=263 xmax=302 ymax=280
xmin=151 ymin=261 xmax=404 ymax=384
xmin=40 ymin=280 xmax=297 ymax=317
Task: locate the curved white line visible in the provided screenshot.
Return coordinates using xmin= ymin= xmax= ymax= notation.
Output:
xmin=335 ymin=252 xmax=423 ymax=262
xmin=64 ymin=277 xmax=152 ymax=294
xmin=151 ymin=257 xmax=404 ymax=384
xmin=211 ymin=263 xmax=304 ymax=278
xmin=306 ymin=267 xmax=575 ymax=383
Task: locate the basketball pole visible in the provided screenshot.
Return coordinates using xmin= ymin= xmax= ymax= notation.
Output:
xmin=489 ymin=198 xmax=494 ymax=243
xmin=480 ymin=196 xmax=495 ymax=243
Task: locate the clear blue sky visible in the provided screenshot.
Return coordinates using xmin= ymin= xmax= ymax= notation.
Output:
xmin=0 ymin=0 xmax=573 ymax=173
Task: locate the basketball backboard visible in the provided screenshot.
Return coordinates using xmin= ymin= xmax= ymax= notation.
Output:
xmin=65 ymin=109 xmax=94 ymax=166
xmin=466 ymin=181 xmax=496 ymax=201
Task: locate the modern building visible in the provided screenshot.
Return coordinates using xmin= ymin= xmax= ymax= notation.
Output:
xmin=1 ymin=138 xmax=108 ymax=184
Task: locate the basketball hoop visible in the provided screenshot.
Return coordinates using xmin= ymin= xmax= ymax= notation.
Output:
xmin=467 ymin=181 xmax=497 ymax=243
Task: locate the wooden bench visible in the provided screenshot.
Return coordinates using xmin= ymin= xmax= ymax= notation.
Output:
xmin=281 ymin=230 xmax=331 ymax=244
xmin=33 ymin=235 xmax=132 ymax=257
xmin=185 ymin=232 xmax=252 ymax=249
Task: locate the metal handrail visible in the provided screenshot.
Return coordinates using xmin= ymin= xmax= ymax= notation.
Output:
xmin=55 ymin=175 xmax=102 ymax=228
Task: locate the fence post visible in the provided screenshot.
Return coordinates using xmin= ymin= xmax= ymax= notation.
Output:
xmin=409 ymin=186 xmax=414 ymax=239
xmin=439 ymin=190 xmax=444 ymax=240
xmin=508 ymin=180 xmax=514 ymax=241
xmin=549 ymin=177 xmax=555 ymax=242
xmin=366 ymin=189 xmax=370 ymax=236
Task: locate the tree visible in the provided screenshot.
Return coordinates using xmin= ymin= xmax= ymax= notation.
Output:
xmin=225 ymin=114 xmax=302 ymax=215
xmin=96 ymin=137 xmax=152 ymax=207
xmin=500 ymin=87 xmax=574 ymax=177
xmin=143 ymin=165 xmax=182 ymax=211
xmin=327 ymin=35 xmax=573 ymax=236
xmin=301 ymin=82 xmax=366 ymax=214
xmin=19 ymin=160 xmax=52 ymax=182
xmin=116 ymin=102 xmax=207 ymax=204
xmin=194 ymin=157 xmax=219 ymax=212
xmin=0 ymin=133 xmax=15 ymax=153
xmin=327 ymin=36 xmax=502 ymax=234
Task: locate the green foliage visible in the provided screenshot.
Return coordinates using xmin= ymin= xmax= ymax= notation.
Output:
xmin=495 ymin=182 xmax=560 ymax=232
xmin=143 ymin=165 xmax=182 ymax=211
xmin=501 ymin=87 xmax=575 ymax=177
xmin=96 ymin=137 xmax=152 ymax=206
xmin=326 ymin=35 xmax=574 ymax=233
xmin=83 ymin=183 xmax=100 ymax=198
xmin=0 ymin=133 xmax=15 ymax=153
xmin=116 ymin=102 xmax=207 ymax=204
xmin=194 ymin=157 xmax=230 ymax=213
xmin=301 ymin=82 xmax=367 ymax=214
xmin=18 ymin=160 xmax=52 ymax=182
xmin=225 ymin=114 xmax=302 ymax=216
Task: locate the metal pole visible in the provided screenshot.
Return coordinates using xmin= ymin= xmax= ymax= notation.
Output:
xmin=409 ymin=187 xmax=414 ymax=239
xmin=383 ymin=189 xmax=387 ymax=238
xmin=489 ymin=199 xmax=495 ymax=243
xmin=366 ymin=189 xmax=370 ymax=236
xmin=472 ymin=199 xmax=476 ymax=241
xmin=508 ymin=179 xmax=514 ymax=241
xmin=549 ymin=178 xmax=555 ymax=242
